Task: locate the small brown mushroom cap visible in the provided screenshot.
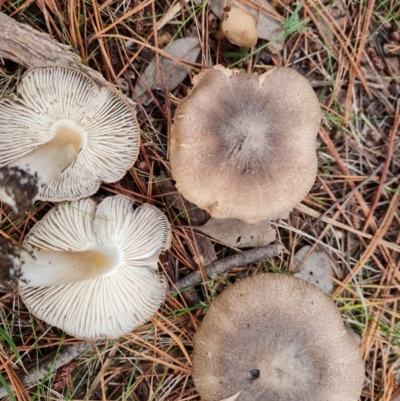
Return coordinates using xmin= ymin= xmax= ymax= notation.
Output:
xmin=192 ymin=273 xmax=365 ymax=401
xmin=220 ymin=7 xmax=258 ymax=48
xmin=170 ymin=66 xmax=321 ymax=224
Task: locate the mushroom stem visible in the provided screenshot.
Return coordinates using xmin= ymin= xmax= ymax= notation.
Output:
xmin=0 ymin=120 xmax=83 ymax=213
xmin=0 ymin=237 xmax=121 ymax=287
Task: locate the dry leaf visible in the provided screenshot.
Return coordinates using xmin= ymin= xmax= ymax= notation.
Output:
xmin=193 ymin=233 xmax=217 ymax=265
xmin=293 ymin=246 xmax=335 ymax=294
xmin=218 ymin=392 xmax=242 ymax=401
xmin=135 ymin=37 xmax=200 ymax=105
xmin=195 ymin=218 xmax=276 ymax=248
xmin=318 ymin=2 xmax=346 ymax=47
xmin=194 ymin=0 xmax=284 ymax=53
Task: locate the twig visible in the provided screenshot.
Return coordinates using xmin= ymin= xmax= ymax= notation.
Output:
xmin=0 ymin=13 xmax=136 ymax=108
xmin=170 ymin=243 xmax=284 ymax=292
xmin=0 ymin=342 xmax=92 ymax=398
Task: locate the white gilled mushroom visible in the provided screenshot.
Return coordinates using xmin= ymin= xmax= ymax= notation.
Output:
xmin=0 ymin=66 xmax=140 ymax=213
xmin=170 ymin=65 xmax=321 ymax=224
xmin=192 ymin=274 xmax=365 ymax=401
xmin=0 ymin=195 xmax=171 ymax=339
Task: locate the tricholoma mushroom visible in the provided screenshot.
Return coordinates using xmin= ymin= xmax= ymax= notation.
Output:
xmin=192 ymin=273 xmax=365 ymax=401
xmin=0 ymin=195 xmax=171 ymax=339
xmin=0 ymin=66 xmax=140 ymax=213
xmin=170 ymin=65 xmax=321 ymax=224
xmin=219 ymin=6 xmax=258 ymax=48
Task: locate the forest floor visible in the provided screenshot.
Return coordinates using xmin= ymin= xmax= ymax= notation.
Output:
xmin=0 ymin=0 xmax=400 ymax=400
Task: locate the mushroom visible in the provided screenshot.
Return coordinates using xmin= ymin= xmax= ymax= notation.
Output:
xmin=192 ymin=273 xmax=365 ymax=401
xmin=0 ymin=66 xmax=140 ymax=213
xmin=170 ymin=65 xmax=321 ymax=224
xmin=0 ymin=195 xmax=171 ymax=339
xmin=219 ymin=6 xmax=258 ymax=48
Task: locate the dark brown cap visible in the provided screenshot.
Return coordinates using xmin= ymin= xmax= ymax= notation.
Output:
xmin=170 ymin=66 xmax=321 ymax=224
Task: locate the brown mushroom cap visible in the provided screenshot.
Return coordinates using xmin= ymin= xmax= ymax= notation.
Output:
xmin=220 ymin=7 xmax=258 ymax=48
xmin=170 ymin=66 xmax=321 ymax=224
xmin=192 ymin=273 xmax=365 ymax=401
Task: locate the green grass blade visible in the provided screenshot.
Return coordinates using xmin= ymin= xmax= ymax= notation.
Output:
xmin=0 ymin=373 xmax=17 ymax=401
xmin=0 ymin=327 xmax=21 ymax=361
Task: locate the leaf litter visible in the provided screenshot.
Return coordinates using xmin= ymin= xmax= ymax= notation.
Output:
xmin=195 ymin=217 xmax=276 ymax=248
xmin=293 ymin=245 xmax=335 ymax=294
xmin=135 ymin=36 xmax=201 ymax=105
xmin=0 ymin=0 xmax=399 ymax=400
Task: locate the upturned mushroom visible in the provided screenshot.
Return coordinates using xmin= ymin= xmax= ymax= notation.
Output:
xmin=170 ymin=65 xmax=321 ymax=224
xmin=192 ymin=273 xmax=365 ymax=401
xmin=0 ymin=195 xmax=171 ymax=340
xmin=0 ymin=66 xmax=140 ymax=213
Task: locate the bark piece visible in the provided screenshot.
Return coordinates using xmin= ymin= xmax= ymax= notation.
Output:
xmin=0 ymin=13 xmax=136 ymax=108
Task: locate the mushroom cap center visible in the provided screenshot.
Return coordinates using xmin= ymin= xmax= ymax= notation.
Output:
xmin=217 ymin=108 xmax=274 ymax=173
xmin=247 ymin=338 xmax=317 ymax=397
xmin=205 ymin=315 xmax=321 ymax=400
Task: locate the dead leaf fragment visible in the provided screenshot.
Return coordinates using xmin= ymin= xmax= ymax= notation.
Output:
xmin=193 ymin=233 xmax=217 ymax=265
xmin=135 ymin=37 xmax=201 ymax=105
xmin=195 ymin=218 xmax=276 ymax=248
xmin=293 ymin=246 xmax=335 ymax=294
xmin=317 ymin=2 xmax=347 ymax=47
xmin=206 ymin=0 xmax=285 ymax=53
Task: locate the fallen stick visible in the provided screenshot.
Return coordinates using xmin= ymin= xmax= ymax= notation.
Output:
xmin=0 ymin=342 xmax=91 ymax=398
xmin=0 ymin=13 xmax=136 ymax=108
xmin=170 ymin=243 xmax=285 ymax=292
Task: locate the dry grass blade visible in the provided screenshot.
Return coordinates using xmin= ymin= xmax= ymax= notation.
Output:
xmin=295 ymin=203 xmax=400 ymax=253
